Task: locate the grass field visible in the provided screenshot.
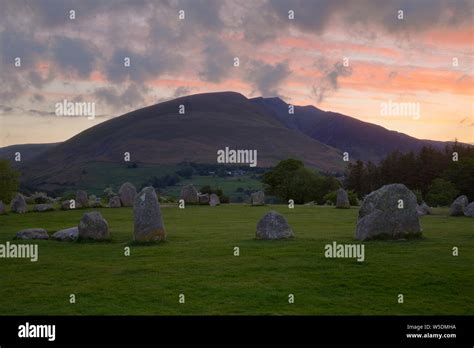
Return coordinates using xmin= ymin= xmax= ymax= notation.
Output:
xmin=60 ymin=162 xmax=263 ymax=201
xmin=0 ymin=205 xmax=472 ymax=315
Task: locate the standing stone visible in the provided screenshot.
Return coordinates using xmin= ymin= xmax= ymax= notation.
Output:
xmin=0 ymin=201 xmax=5 ymax=214
xmin=250 ymin=191 xmax=265 ymax=206
xmin=76 ymin=190 xmax=89 ymax=208
xmin=61 ymin=200 xmax=73 ymax=210
xmin=198 ymin=193 xmax=210 ymax=205
xmin=133 ymin=186 xmax=166 ymax=242
xmin=449 ymin=195 xmax=468 ymax=216
xmin=209 ymin=193 xmax=220 ymax=206
xmin=355 ymin=184 xmax=421 ymax=241
xmin=256 ymin=211 xmax=294 ymax=240
xmin=464 ymin=202 xmax=474 ymax=217
xmin=119 ymin=182 xmax=136 ymax=207
xmin=15 ymin=228 xmax=49 ymax=240
xmin=78 ymin=212 xmax=109 ymax=240
xmin=336 ymin=188 xmax=350 ymax=209
xmin=11 ymin=193 xmax=27 ymax=213
xmin=35 ymin=204 xmax=54 ymax=212
xmin=180 ymin=184 xmax=199 ymax=204
xmin=416 ymin=202 xmax=432 ymax=216
xmin=52 ymin=227 xmax=79 ymax=241
xmin=90 ymin=198 xmax=102 ymax=208
xmin=108 ymin=196 xmax=121 ymax=208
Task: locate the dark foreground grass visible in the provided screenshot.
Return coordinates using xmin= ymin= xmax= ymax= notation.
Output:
xmin=0 ymin=205 xmax=472 ymax=315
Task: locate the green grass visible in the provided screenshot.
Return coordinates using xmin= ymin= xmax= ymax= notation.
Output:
xmin=0 ymin=205 xmax=472 ymax=315
xmin=62 ymin=162 xmax=262 ymax=200
xmin=163 ymin=175 xmax=262 ymax=200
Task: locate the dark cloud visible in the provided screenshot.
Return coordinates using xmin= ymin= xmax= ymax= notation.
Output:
xmin=0 ymin=31 xmax=47 ymax=67
xmin=173 ymin=86 xmax=192 ymax=97
xmin=94 ymin=83 xmax=148 ymax=111
xmin=247 ymin=60 xmax=291 ymax=97
xmin=52 ymin=37 xmax=97 ymax=78
xmin=33 ymin=94 xmax=46 ymax=103
xmin=312 ymin=61 xmax=353 ymax=103
xmin=106 ymin=47 xmax=181 ymax=84
xmin=199 ymin=38 xmax=234 ymax=83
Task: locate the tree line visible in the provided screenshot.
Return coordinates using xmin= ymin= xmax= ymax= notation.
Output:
xmin=345 ymin=141 xmax=474 ymax=205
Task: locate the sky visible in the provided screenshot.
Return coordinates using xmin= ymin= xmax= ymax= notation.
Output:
xmin=0 ymin=0 xmax=473 ymax=147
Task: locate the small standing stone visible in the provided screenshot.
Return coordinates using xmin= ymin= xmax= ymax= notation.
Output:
xmin=108 ymin=196 xmax=121 ymax=208
xmin=198 ymin=193 xmax=210 ymax=205
xmin=78 ymin=211 xmax=109 ymax=240
xmin=180 ymin=184 xmax=199 ymax=204
xmin=251 ymin=191 xmax=265 ymax=206
xmin=15 ymin=228 xmax=49 ymax=240
xmin=336 ymin=188 xmax=350 ymax=209
xmin=256 ymin=211 xmax=294 ymax=240
xmin=119 ymin=182 xmax=137 ymax=207
xmin=35 ymin=204 xmax=54 ymax=212
xmin=449 ymin=195 xmax=469 ymax=216
xmin=76 ymin=190 xmax=89 ymax=208
xmin=52 ymin=227 xmax=79 ymax=241
xmin=11 ymin=193 xmax=27 ymax=213
xmin=464 ymin=202 xmax=474 ymax=217
xmin=209 ymin=194 xmax=220 ymax=206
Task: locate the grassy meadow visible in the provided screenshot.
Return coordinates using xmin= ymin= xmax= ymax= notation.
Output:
xmin=0 ymin=205 xmax=472 ymax=315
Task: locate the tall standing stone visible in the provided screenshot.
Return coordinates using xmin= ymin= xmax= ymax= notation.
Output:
xmin=336 ymin=188 xmax=350 ymax=209
xmin=449 ymin=195 xmax=468 ymax=216
xmin=78 ymin=211 xmax=109 ymax=240
xmin=256 ymin=211 xmax=294 ymax=240
xmin=251 ymin=191 xmax=265 ymax=206
xmin=119 ymin=182 xmax=137 ymax=207
xmin=76 ymin=190 xmax=89 ymax=208
xmin=133 ymin=186 xmax=166 ymax=242
xmin=355 ymin=184 xmax=421 ymax=241
xmin=11 ymin=193 xmax=27 ymax=213
xmin=180 ymin=184 xmax=199 ymax=204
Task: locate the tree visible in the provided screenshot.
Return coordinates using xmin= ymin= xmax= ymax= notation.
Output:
xmin=262 ymin=159 xmax=337 ymax=204
xmin=425 ymin=178 xmax=459 ymax=207
xmin=0 ymin=160 xmax=20 ymax=203
xmin=345 ymin=160 xmax=367 ymax=198
xmin=443 ymin=157 xmax=474 ymax=201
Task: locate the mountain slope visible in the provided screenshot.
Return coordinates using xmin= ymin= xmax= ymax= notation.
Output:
xmin=0 ymin=143 xmax=58 ymax=167
xmin=17 ymin=92 xmax=344 ymax=190
xmin=251 ymin=97 xmax=447 ymax=162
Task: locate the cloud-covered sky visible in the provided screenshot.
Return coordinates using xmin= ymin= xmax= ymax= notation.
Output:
xmin=0 ymin=0 xmax=472 ymax=146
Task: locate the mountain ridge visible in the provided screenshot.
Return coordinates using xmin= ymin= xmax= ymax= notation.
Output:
xmin=0 ymin=91 xmax=465 ymax=192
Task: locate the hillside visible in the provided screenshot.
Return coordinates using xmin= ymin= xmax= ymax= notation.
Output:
xmin=251 ymin=97 xmax=447 ymax=162
xmin=13 ymin=92 xmax=344 ymax=191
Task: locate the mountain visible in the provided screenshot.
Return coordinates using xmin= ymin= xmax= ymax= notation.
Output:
xmin=11 ymin=92 xmax=344 ymax=191
xmin=0 ymin=143 xmax=58 ymax=167
xmin=250 ymin=97 xmax=447 ymax=162
xmin=1 ymin=91 xmax=461 ymax=193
